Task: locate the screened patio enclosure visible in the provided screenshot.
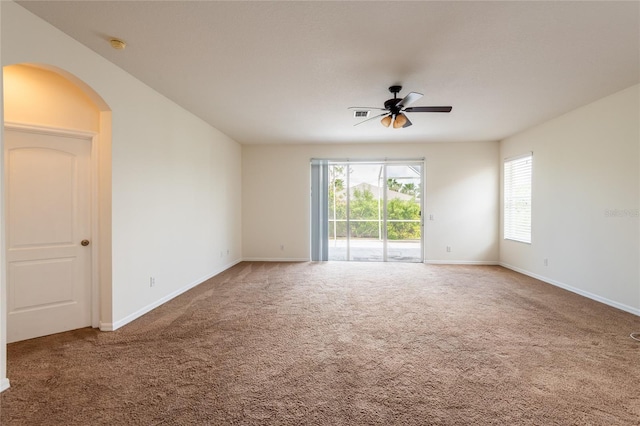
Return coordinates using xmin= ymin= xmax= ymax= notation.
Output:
xmin=311 ymin=160 xmax=424 ymax=263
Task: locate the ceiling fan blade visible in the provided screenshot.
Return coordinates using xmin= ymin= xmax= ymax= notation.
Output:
xmin=354 ymin=112 xmax=390 ymax=126
xmin=404 ymin=106 xmax=452 ymax=113
xmin=403 ymin=116 xmax=413 ymax=128
xmin=396 ymin=92 xmax=423 ymax=108
xmin=348 ymin=106 xmax=388 ymax=111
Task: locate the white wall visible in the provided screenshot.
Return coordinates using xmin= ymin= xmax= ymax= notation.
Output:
xmin=242 ymin=141 xmax=500 ymax=263
xmin=109 ymin=93 xmax=241 ymax=326
xmin=500 ymin=84 xmax=640 ymax=314
xmin=0 ymin=0 xmax=242 ymax=389
xmin=3 ymin=64 xmax=100 ymax=130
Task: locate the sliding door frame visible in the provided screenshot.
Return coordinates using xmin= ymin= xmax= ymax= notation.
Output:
xmin=311 ymin=158 xmax=425 ymax=263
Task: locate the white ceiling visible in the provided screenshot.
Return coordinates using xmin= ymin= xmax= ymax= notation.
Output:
xmin=17 ymin=1 xmax=640 ymax=145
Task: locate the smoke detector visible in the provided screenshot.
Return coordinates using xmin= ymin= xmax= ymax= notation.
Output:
xmin=109 ymin=38 xmax=127 ymax=50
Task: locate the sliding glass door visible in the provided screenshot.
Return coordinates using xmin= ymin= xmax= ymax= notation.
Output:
xmin=326 ymin=161 xmax=423 ymax=262
xmin=385 ymin=164 xmax=422 ymax=262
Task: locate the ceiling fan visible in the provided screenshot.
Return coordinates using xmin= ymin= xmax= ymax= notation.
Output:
xmin=350 ymin=85 xmax=452 ymax=128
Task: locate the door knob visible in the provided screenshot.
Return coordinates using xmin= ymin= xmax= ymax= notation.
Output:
xmin=81 ymin=240 xmax=90 ymax=246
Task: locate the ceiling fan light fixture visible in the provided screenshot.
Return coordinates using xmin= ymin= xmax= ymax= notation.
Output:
xmin=381 ymin=115 xmax=392 ymax=127
xmin=393 ymin=113 xmax=407 ymax=128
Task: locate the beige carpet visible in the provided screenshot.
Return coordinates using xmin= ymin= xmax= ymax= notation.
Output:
xmin=1 ymin=262 xmax=639 ymax=425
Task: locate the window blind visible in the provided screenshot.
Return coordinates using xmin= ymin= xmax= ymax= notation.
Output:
xmin=504 ymin=153 xmax=532 ymax=244
xmin=310 ymin=159 xmax=329 ymax=261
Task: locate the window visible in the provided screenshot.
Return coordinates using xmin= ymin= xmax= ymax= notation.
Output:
xmin=504 ymin=153 xmax=532 ymax=243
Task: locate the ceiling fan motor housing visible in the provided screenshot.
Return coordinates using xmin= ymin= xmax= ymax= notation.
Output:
xmin=384 ymin=98 xmax=401 ymax=115
xmin=385 ymin=85 xmax=403 ymax=115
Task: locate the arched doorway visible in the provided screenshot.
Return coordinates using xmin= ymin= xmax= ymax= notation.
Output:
xmin=2 ymin=64 xmax=112 ymax=344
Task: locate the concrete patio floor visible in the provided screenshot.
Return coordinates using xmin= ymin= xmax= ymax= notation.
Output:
xmin=328 ymin=238 xmax=422 ymax=262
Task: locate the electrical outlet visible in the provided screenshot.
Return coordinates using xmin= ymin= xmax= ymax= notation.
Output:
xmin=280 ymin=245 xmax=285 ymax=251
xmin=446 ymin=246 xmax=451 ymax=253
xmin=150 ymin=277 xmax=156 ymax=287
xmin=429 ymin=214 xmax=434 ymax=220
xmin=544 ymin=258 xmax=548 ymax=267
xmin=226 ymin=249 xmax=230 ymax=255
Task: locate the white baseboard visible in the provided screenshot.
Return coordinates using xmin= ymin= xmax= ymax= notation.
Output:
xmin=104 ymin=259 xmax=243 ymax=332
xmin=425 ymin=260 xmax=500 ymax=265
xmin=242 ymin=257 xmax=309 ymax=262
xmin=242 ymin=258 xmax=500 ymax=265
xmin=0 ymin=378 xmax=10 ymax=393
xmin=98 ymin=321 xmax=113 ymax=332
xmin=500 ymin=262 xmax=640 ymax=316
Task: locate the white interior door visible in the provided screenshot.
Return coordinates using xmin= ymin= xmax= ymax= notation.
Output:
xmin=5 ymin=127 xmax=92 ymax=343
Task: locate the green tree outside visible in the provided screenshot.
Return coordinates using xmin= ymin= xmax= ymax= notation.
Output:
xmin=329 ymin=184 xmax=420 ymax=240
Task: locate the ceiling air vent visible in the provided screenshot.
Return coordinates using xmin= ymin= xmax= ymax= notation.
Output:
xmin=353 ymin=110 xmax=370 ymax=118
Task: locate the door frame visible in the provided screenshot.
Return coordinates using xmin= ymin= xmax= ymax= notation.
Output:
xmin=4 ymin=122 xmax=100 ymax=329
